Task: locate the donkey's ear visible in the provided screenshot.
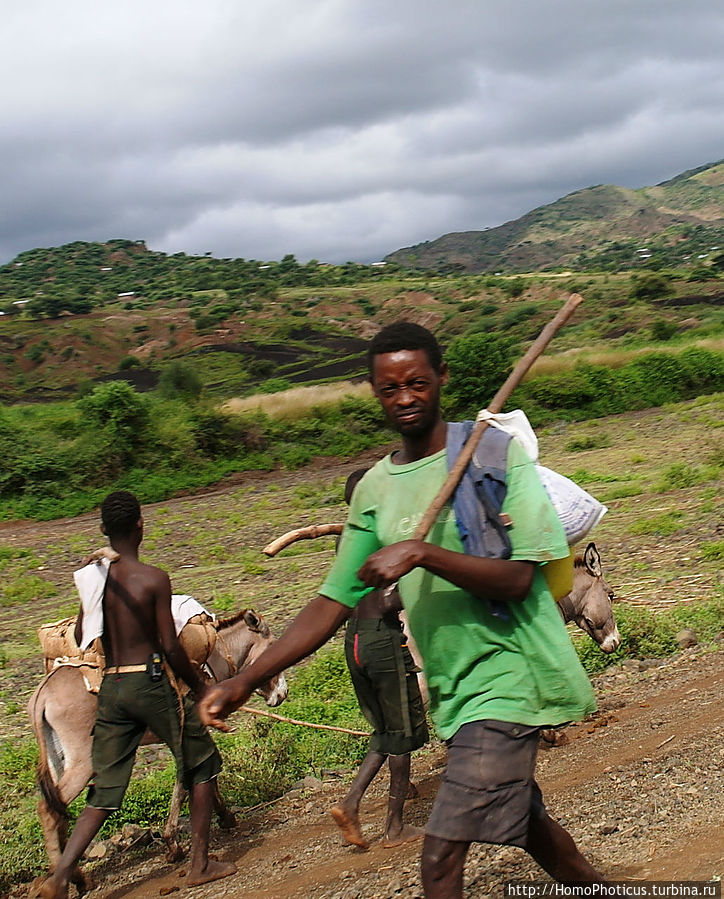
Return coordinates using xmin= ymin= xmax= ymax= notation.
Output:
xmin=583 ymin=542 xmax=602 ymax=577
xmin=243 ymin=609 xmax=262 ymax=632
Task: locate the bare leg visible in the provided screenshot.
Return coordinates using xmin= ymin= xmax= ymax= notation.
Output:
xmin=186 ymin=779 xmax=237 ymax=887
xmin=39 ymin=806 xmax=111 ymax=899
xmin=383 ymin=753 xmax=424 ymax=847
xmin=421 ymin=835 xmax=469 ymax=899
xmin=329 ymin=749 xmax=386 ymax=849
xmin=527 ymin=810 xmax=606 ymax=883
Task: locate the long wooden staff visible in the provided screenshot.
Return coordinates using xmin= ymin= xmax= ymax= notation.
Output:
xmin=412 ymin=292 xmax=583 ymax=541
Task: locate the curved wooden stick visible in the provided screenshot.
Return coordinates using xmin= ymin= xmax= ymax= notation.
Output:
xmin=412 ymin=292 xmax=584 ymax=541
xmin=262 ymin=523 xmax=344 ymax=557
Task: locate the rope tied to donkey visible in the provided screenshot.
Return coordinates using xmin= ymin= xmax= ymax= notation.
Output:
xmin=240 ymin=705 xmax=369 ymax=736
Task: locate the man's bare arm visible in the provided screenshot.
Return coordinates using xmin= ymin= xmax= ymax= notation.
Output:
xmin=198 ymin=595 xmax=350 ymax=730
xmin=358 ymin=540 xmax=534 ymax=602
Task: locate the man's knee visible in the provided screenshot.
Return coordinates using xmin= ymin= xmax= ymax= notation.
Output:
xmin=421 ymin=834 xmax=468 ymax=878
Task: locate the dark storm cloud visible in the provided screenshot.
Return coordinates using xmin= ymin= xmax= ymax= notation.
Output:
xmin=2 ymin=0 xmax=723 ymax=264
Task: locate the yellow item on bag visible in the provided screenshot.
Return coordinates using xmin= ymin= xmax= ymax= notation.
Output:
xmin=542 ymin=548 xmax=575 ymax=600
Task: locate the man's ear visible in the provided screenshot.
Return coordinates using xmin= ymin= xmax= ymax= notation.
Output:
xmin=439 ymin=362 xmax=449 ymax=385
xmin=100 ymin=523 xmax=107 ymax=536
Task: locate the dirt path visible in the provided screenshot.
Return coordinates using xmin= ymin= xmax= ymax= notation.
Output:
xmin=32 ymin=645 xmax=722 ymax=899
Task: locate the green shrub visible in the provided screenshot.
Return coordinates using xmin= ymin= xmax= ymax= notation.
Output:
xmin=158 ymin=361 xmax=203 ymax=400
xmin=650 ymin=319 xmax=678 ymax=341
xmin=630 ymin=272 xmax=671 ymax=301
xmin=118 ymin=355 xmax=142 ymax=370
xmin=444 ymin=332 xmax=517 ymax=416
xmin=77 ymin=382 xmax=149 ymax=455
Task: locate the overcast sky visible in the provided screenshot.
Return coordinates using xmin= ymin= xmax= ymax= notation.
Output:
xmin=2 ymin=0 xmax=723 ymax=265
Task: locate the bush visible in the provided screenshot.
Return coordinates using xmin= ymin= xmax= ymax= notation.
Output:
xmin=158 ymin=361 xmax=203 ymax=400
xmin=76 ymin=382 xmax=150 ymax=467
xmin=118 ymin=355 xmax=142 ymax=370
xmin=650 ymin=319 xmax=678 ymax=341
xmin=444 ymin=332 xmax=517 ymax=416
xmin=630 ymin=272 xmax=672 ymax=301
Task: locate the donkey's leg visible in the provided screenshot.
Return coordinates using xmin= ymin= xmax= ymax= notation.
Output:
xmin=163 ymin=781 xmax=187 ymax=862
xmin=212 ymin=779 xmax=238 ymax=830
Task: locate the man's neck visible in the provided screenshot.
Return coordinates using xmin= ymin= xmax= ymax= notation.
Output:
xmin=108 ymin=536 xmax=140 ymax=560
xmin=394 ymin=419 xmax=447 ymax=464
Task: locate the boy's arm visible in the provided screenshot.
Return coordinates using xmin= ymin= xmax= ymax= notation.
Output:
xmin=74 ymin=605 xmax=84 ymax=646
xmin=154 ymin=572 xmax=208 ymax=699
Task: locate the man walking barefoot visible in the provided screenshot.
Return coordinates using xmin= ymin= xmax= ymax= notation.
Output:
xmin=330 ymin=470 xmax=428 ymax=849
xmin=40 ymin=491 xmax=236 ymax=898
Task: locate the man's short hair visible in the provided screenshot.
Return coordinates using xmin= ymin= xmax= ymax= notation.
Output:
xmin=366 ymin=321 xmax=443 ymax=375
xmin=101 ymin=490 xmax=141 ymax=537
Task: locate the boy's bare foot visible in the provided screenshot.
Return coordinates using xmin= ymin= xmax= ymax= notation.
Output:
xmin=37 ymin=875 xmax=67 ymax=899
xmin=383 ymin=824 xmax=425 ymax=848
xmin=186 ymin=859 xmax=237 ymax=887
xmin=329 ymin=805 xmax=369 ymax=850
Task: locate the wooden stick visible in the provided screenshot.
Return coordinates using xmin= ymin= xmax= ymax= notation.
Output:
xmin=412 ymin=292 xmax=584 ymax=541
xmin=240 ymin=704 xmax=369 ymax=736
xmin=262 ymin=523 xmax=344 ymax=557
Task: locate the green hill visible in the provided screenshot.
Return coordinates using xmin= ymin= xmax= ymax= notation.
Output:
xmin=386 ymin=160 xmax=724 ymax=273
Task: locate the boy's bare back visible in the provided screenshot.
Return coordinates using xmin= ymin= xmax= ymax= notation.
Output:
xmin=102 ymin=557 xmax=175 ymax=669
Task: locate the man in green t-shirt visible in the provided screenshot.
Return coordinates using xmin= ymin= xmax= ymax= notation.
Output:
xmin=200 ymin=322 xmax=606 ymax=898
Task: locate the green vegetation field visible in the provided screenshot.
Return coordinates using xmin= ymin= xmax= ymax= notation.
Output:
xmin=0 ymin=244 xmax=723 ymax=892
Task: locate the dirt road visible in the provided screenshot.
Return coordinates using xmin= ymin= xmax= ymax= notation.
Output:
xmin=30 ymin=643 xmax=722 ymax=899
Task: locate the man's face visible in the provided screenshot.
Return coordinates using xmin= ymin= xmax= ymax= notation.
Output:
xmin=370 ymin=349 xmax=447 ymax=438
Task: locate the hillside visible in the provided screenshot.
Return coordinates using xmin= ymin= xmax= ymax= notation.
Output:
xmin=386 ymin=159 xmax=724 ymax=273
xmin=1 ymin=239 xmax=723 ymax=406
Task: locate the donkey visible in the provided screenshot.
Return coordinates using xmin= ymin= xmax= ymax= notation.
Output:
xmin=403 ymin=541 xmax=619 ymax=706
xmin=27 ymin=608 xmax=287 ymax=890
xmin=556 ymin=542 xmax=620 ymax=653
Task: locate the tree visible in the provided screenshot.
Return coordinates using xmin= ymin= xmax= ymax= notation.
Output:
xmin=444 ymin=332 xmax=517 ymax=416
xmin=158 ymin=361 xmax=203 ymax=400
xmin=77 ymin=381 xmax=149 ymax=460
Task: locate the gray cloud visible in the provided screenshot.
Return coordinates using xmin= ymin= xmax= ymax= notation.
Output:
xmin=2 ymin=0 xmax=724 ymax=264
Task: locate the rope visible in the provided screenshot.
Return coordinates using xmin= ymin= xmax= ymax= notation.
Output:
xmin=240 ymin=705 xmax=369 ymax=737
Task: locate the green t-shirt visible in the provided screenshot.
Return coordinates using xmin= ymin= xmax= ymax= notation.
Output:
xmin=320 ymin=436 xmax=596 ymax=739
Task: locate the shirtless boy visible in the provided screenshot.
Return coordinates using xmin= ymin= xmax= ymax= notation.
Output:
xmin=40 ymin=490 xmax=236 ymax=898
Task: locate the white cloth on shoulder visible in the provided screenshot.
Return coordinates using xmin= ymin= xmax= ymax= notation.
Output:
xmin=73 ymin=560 xmax=214 ymax=650
xmin=476 ymin=408 xmax=608 ymax=545
xmin=74 ymin=559 xmax=110 ymax=650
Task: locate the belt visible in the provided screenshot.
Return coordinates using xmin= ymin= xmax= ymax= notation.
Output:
xmin=103 ymin=664 xmax=147 ymax=674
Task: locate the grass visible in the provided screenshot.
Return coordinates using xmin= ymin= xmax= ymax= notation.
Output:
xmin=0 ymin=392 xmax=721 ymax=892
xmin=223 ymin=380 xmax=372 ymax=419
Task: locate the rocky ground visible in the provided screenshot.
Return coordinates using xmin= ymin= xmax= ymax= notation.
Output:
xmin=17 ymin=641 xmax=724 ymax=899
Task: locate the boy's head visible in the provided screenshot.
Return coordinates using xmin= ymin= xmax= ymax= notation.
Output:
xmin=344 ymin=468 xmax=369 ymax=505
xmin=100 ymin=490 xmax=142 ymax=538
xmin=366 ymin=321 xmax=443 ymax=378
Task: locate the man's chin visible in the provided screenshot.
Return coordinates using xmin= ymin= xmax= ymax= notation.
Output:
xmin=395 ymin=419 xmax=432 ymax=438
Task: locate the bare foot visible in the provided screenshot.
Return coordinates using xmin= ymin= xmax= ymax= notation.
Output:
xmin=186 ymin=859 xmax=237 ymax=887
xmin=37 ymin=875 xmax=68 ymax=899
xmin=383 ymin=824 xmax=425 ymax=848
xmin=329 ymin=805 xmax=369 ymax=850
